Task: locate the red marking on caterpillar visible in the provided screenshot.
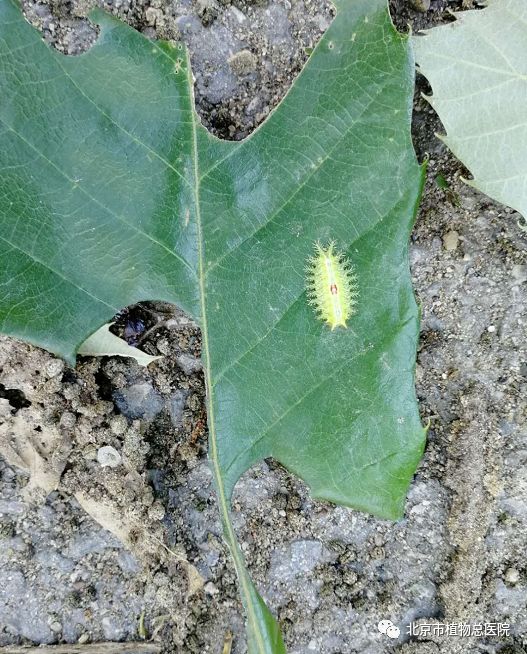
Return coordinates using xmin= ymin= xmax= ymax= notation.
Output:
xmin=306 ymin=242 xmax=358 ymax=330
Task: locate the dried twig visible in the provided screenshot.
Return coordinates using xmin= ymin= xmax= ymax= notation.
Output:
xmin=0 ymin=643 xmax=162 ymax=654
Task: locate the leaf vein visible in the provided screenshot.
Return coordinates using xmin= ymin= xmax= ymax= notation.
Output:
xmin=206 ymin=81 xmax=390 ymax=275
xmin=0 ymin=118 xmax=196 ymax=276
xmin=0 ymin=234 xmax=118 ymax=311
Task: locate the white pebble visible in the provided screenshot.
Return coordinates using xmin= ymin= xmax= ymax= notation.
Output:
xmin=45 ymin=358 xmax=64 ymax=378
xmin=505 ymin=568 xmax=520 ymax=585
xmin=97 ymin=445 xmax=122 ymax=468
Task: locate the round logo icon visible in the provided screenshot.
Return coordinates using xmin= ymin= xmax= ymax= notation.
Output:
xmin=378 ymin=619 xmax=400 ymax=639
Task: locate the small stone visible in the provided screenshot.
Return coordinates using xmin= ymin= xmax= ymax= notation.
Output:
xmin=97 ymin=445 xmax=122 ymax=468
xmin=145 ymin=7 xmax=162 ymax=26
xmin=373 ymin=532 xmax=385 ymax=546
xmin=142 ymin=27 xmax=156 ymax=39
xmin=156 ymin=337 xmax=171 ymax=355
xmin=177 ymin=353 xmax=202 ymax=375
xmin=45 ymin=358 xmax=65 ymax=378
xmin=228 ymin=50 xmax=257 ymax=76
xmin=204 ymin=581 xmax=219 ymax=595
xmin=83 ymin=444 xmax=98 ymax=461
xmin=247 ymin=96 xmax=261 ymax=114
xmin=113 ymin=383 xmax=164 ymax=421
xmin=443 ymin=230 xmax=459 ymax=251
xmin=49 ymin=621 xmax=62 ymax=633
xmin=196 ymin=0 xmax=218 ymax=26
xmin=505 ymin=568 xmax=520 ymax=585
xmin=142 ymin=487 xmax=155 ymax=507
xmin=230 ymin=6 xmax=246 ymax=23
xmin=343 ymin=569 xmax=358 ymax=586
xmin=511 ymin=264 xmax=527 ymax=282
xmin=371 ymin=546 xmax=385 ymax=559
xmin=148 ymin=501 xmax=165 ymax=521
xmin=77 ymin=633 xmax=90 ymax=644
xmin=109 ymin=414 xmax=128 ymax=436
xmin=409 ymin=0 xmax=431 ymax=11
xmin=487 ymin=325 xmax=496 ymax=333
xmin=460 ymin=193 xmax=478 ymax=211
xmin=179 ymin=442 xmax=198 ymax=462
xmin=168 ymin=389 xmax=188 ymax=427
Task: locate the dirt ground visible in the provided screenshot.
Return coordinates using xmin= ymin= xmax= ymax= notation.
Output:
xmin=1 ymin=0 xmax=526 ymax=653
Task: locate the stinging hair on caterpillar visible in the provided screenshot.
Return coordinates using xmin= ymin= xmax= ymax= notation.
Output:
xmin=306 ymin=241 xmax=358 ymax=330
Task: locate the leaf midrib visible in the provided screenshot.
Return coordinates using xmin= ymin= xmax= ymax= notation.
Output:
xmin=186 ymin=49 xmax=271 ymax=654
xmin=425 ymin=51 xmax=527 ymax=81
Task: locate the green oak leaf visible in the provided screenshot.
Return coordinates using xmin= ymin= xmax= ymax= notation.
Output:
xmin=0 ymin=0 xmax=425 ymax=651
xmin=413 ymin=0 xmax=527 ymax=223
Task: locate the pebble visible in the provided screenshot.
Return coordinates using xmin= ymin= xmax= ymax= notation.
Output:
xmin=511 ymin=264 xmax=526 ymax=282
xmin=374 ymin=532 xmax=385 ymax=546
xmin=113 ymin=383 xmax=164 ymax=421
xmin=343 ymin=569 xmax=358 ymax=586
xmin=204 ymin=581 xmax=219 ymax=595
xmin=156 ymin=337 xmax=171 ymax=355
xmin=147 ymin=501 xmax=165 ymax=521
xmin=44 ymin=358 xmax=64 ymax=379
xmin=505 ymin=568 xmax=520 ymax=585
xmin=168 ymin=389 xmax=188 ymax=427
xmin=196 ymin=0 xmax=218 ymax=26
xmin=177 ymin=353 xmax=202 ymax=375
xmin=443 ymin=230 xmax=459 ymax=251
xmin=230 ymin=6 xmax=246 ymax=23
xmin=145 ymin=7 xmax=163 ymax=26
xmin=83 ymin=444 xmax=98 ymax=461
xmin=154 ymin=572 xmax=169 ymax=587
xmin=110 ymin=414 xmax=128 ymax=436
xmin=409 ymin=0 xmax=431 ymax=10
xmin=97 ymin=445 xmax=122 ymax=468
xmin=228 ymin=50 xmax=257 ymax=76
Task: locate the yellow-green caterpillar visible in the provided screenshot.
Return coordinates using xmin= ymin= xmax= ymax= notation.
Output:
xmin=306 ymin=242 xmax=357 ymax=330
